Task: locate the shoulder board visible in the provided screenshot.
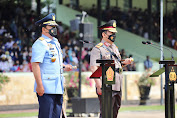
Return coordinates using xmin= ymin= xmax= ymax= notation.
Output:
xmin=116 ymin=46 xmax=118 ymax=48
xmin=96 ymin=43 xmax=103 ymax=48
xmin=39 ymin=37 xmax=44 ymax=41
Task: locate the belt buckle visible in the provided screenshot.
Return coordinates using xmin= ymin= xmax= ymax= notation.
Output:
xmin=118 ymin=68 xmax=123 ymax=74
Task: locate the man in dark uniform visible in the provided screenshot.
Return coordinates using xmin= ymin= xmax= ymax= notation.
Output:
xmin=90 ymin=20 xmax=133 ymax=118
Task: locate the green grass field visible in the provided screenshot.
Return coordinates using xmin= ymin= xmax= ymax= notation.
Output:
xmin=0 ymin=112 xmax=38 ymax=117
xmin=0 ymin=105 xmax=171 ymax=117
xmin=120 ymin=105 xmax=165 ymax=112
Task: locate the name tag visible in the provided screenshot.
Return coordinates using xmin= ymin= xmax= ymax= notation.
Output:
xmin=48 ymin=43 xmax=56 ymax=54
xmin=50 ymin=48 xmax=54 ymax=50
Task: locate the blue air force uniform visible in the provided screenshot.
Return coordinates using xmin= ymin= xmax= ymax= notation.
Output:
xmin=32 ymin=34 xmax=64 ymax=94
xmin=32 ymin=13 xmax=64 ymax=118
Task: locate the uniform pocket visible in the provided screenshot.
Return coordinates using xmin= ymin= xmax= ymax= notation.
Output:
xmin=42 ymin=74 xmax=57 ymax=80
xmin=42 ymin=74 xmax=58 ymax=93
xmin=43 ymin=63 xmax=58 ymax=74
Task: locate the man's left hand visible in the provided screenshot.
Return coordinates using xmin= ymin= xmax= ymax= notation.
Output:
xmin=64 ymin=65 xmax=73 ymax=71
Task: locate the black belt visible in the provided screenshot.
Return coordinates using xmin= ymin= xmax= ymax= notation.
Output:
xmin=115 ymin=68 xmax=123 ymax=74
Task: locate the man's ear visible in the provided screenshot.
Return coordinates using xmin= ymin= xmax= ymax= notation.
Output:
xmin=101 ymin=32 xmax=104 ymax=37
xmin=42 ymin=27 xmax=47 ymax=32
xmin=42 ymin=27 xmax=45 ymax=32
xmin=102 ymin=31 xmax=106 ymax=37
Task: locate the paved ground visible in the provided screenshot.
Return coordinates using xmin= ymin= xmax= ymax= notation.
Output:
xmin=119 ymin=111 xmax=166 ymax=118
xmin=0 ymin=107 xmax=176 ymax=118
xmin=1 ymin=110 xmax=172 ymax=118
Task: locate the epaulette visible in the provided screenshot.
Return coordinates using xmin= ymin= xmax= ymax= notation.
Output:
xmin=96 ymin=43 xmax=103 ymax=48
xmin=116 ymin=46 xmax=118 ymax=48
xmin=39 ymin=37 xmax=44 ymax=41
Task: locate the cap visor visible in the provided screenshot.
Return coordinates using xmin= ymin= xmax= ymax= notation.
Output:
xmin=102 ymin=28 xmax=117 ymax=33
xmin=43 ymin=21 xmax=58 ymax=26
xmin=108 ymin=29 xmax=117 ymax=33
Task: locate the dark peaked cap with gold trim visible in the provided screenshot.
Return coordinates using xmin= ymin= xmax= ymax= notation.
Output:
xmin=98 ymin=20 xmax=117 ymax=33
xmin=35 ymin=13 xmax=58 ymax=26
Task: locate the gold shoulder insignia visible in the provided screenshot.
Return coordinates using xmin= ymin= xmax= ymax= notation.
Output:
xmin=39 ymin=37 xmax=44 ymax=41
xmin=116 ymin=46 xmax=118 ymax=48
xmin=96 ymin=43 xmax=103 ymax=48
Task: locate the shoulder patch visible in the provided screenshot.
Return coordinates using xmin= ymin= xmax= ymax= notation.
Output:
xmin=96 ymin=43 xmax=103 ymax=48
xmin=39 ymin=37 xmax=44 ymax=41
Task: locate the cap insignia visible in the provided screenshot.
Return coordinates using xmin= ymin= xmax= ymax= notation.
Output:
xmin=52 ymin=15 xmax=55 ymax=21
xmin=113 ymin=22 xmax=116 ymax=27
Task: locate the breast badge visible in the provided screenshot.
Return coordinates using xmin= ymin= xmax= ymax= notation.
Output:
xmin=48 ymin=43 xmax=56 ymax=53
xmin=48 ymin=43 xmax=53 ymax=48
xmin=51 ymin=56 xmax=56 ymax=62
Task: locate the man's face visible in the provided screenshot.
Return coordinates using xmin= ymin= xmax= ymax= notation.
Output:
xmin=44 ymin=25 xmax=55 ymax=31
xmin=102 ymin=31 xmax=115 ymax=39
xmin=42 ymin=25 xmax=58 ymax=37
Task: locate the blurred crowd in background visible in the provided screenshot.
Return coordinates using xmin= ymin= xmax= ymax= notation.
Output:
xmin=0 ymin=2 xmax=93 ymax=72
xmin=0 ymin=2 xmax=158 ymax=73
xmin=83 ymin=5 xmax=177 ymax=49
xmin=0 ymin=3 xmax=35 ymax=72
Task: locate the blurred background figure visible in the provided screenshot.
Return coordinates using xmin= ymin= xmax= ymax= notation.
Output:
xmin=127 ymin=54 xmax=136 ymax=71
xmin=144 ymin=56 xmax=153 ymax=71
xmin=21 ymin=60 xmax=31 ymax=72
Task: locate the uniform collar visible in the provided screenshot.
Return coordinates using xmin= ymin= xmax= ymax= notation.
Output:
xmin=42 ymin=34 xmax=54 ymax=42
xmin=101 ymin=39 xmax=112 ymax=47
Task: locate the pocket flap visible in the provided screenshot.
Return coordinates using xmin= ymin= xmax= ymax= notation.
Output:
xmin=42 ymin=74 xmax=57 ymax=80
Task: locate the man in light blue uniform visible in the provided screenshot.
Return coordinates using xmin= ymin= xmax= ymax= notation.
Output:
xmin=31 ymin=13 xmax=72 ymax=118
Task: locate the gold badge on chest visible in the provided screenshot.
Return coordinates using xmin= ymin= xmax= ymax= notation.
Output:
xmin=48 ymin=43 xmax=53 ymax=48
xmin=51 ymin=54 xmax=56 ymax=62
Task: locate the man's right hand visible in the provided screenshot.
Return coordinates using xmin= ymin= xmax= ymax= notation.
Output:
xmin=97 ymin=87 xmax=102 ymax=95
xmin=36 ymin=85 xmax=44 ymax=96
xmin=32 ymin=62 xmax=44 ymax=96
